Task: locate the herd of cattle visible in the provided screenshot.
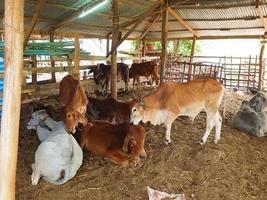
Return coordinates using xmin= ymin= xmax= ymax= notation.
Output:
xmin=27 ymin=61 xmax=267 ymax=186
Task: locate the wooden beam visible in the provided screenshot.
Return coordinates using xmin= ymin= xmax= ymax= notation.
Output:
xmin=119 ymin=3 xmax=161 ymax=29
xmin=168 ymin=7 xmax=200 ymax=38
xmin=106 ymin=32 xmax=111 ymax=57
xmin=23 ymin=0 xmax=47 ymax=49
xmin=142 ymin=39 xmax=146 ymax=61
xmin=107 ymin=15 xmax=144 ymax=57
xmin=255 ymin=1 xmax=267 ymax=32
xmin=140 ymin=14 xmax=160 ymax=39
xmin=31 ymin=55 xmax=37 ymax=85
xmin=188 ymin=35 xmax=196 ymax=81
xmin=49 ymin=32 xmax=56 ymax=82
xmin=73 ymin=33 xmax=80 ymax=79
xmin=0 ymin=0 xmax=24 ymax=199
xmin=258 ymin=40 xmax=265 ymax=90
xmin=47 ymin=1 xmax=92 ymax=31
xmin=111 ymin=0 xmax=119 ymax=99
xmin=160 ymin=0 xmax=168 ymax=84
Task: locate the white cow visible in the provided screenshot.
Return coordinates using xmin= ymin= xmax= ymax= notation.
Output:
xmin=28 ymin=110 xmax=83 ymax=185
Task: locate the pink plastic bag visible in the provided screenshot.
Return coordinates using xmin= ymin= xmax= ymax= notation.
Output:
xmin=147 ymin=186 xmax=186 ymax=200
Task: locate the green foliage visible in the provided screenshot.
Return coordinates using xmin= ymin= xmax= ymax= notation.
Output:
xmin=168 ymin=40 xmax=201 ymax=56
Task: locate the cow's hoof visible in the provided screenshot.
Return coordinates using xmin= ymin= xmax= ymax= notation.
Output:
xmin=214 ymin=139 xmax=220 ymax=144
xmin=164 ymin=139 xmax=172 ymax=145
xmin=199 ymin=139 xmax=206 ymax=145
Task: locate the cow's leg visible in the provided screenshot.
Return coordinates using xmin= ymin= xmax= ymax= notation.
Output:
xmin=164 ymin=122 xmax=173 ymax=144
xmin=200 ymin=111 xmax=216 ymax=145
xmin=104 ymin=149 xmax=131 ymax=167
xmin=214 ymin=111 xmax=222 ymax=144
xmin=125 ymin=80 xmax=129 ymax=92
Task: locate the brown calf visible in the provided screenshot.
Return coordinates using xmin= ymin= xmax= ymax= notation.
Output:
xmin=87 ymin=96 xmax=136 ymax=123
xmin=59 ymin=75 xmax=88 ymax=133
xmin=129 ymin=61 xmax=159 ymax=89
xmin=79 ymin=121 xmax=147 ymax=167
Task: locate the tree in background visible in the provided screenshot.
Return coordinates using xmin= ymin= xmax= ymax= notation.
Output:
xmin=168 ymin=40 xmax=201 ymax=56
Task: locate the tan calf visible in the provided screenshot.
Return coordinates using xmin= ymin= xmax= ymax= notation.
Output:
xmin=130 ymin=79 xmax=225 ymax=145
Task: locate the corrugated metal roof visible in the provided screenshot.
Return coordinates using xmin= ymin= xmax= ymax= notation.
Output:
xmin=0 ymin=0 xmax=267 ymax=39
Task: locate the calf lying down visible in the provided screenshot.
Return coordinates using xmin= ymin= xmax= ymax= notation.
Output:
xmin=79 ymin=121 xmax=146 ymax=167
xmin=27 ymin=110 xmax=83 ymax=185
xmin=233 ymin=100 xmax=267 ymax=137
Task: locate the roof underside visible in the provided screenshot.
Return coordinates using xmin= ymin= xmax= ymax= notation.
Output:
xmin=1 ymin=0 xmax=267 ymax=40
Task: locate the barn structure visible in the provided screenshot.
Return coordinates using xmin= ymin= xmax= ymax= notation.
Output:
xmin=0 ymin=0 xmax=267 ymax=199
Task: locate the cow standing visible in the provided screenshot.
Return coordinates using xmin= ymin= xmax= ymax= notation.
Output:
xmin=130 ymin=79 xmax=225 ymax=145
xmin=129 ymin=61 xmax=159 ymax=89
xmin=90 ymin=63 xmax=129 ymax=95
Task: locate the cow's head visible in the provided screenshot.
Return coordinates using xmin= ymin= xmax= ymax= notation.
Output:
xmin=27 ymin=109 xmax=49 ymax=130
xmin=249 ymin=91 xmax=267 ymax=112
xmin=94 ymin=63 xmax=107 ymax=85
xmin=122 ymin=125 xmax=147 ymax=159
xmin=63 ymin=106 xmax=88 ymax=133
xmin=130 ymin=101 xmax=145 ymax=125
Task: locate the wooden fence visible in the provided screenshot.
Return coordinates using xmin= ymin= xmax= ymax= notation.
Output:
xmin=165 ymin=55 xmax=265 ymax=92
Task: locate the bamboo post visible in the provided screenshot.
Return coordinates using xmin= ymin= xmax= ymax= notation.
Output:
xmin=31 ymin=55 xmax=37 ymax=85
xmin=106 ymin=32 xmax=111 ymax=58
xmin=247 ymin=55 xmax=251 ymax=91
xmin=73 ymin=33 xmax=80 ymax=79
xmin=111 ymin=0 xmax=119 ymax=99
xmin=0 ymin=0 xmax=24 ymax=199
xmin=188 ymin=35 xmax=196 ymax=81
xmin=142 ymin=39 xmax=146 ymax=62
xmin=160 ymin=0 xmax=168 ymax=84
xmin=258 ymin=40 xmax=266 ymax=90
xmin=49 ymin=32 xmax=56 ymax=82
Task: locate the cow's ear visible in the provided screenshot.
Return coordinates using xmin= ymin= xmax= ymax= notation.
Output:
xmin=122 ymin=134 xmax=131 ymax=153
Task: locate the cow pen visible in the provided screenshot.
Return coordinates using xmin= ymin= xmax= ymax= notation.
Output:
xmin=0 ymin=1 xmax=267 ymax=200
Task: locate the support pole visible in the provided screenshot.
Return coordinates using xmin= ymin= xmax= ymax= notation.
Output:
xmin=188 ymin=35 xmax=196 ymax=81
xmin=160 ymin=0 xmax=168 ymax=84
xmin=73 ymin=33 xmax=80 ymax=80
xmin=106 ymin=32 xmax=111 ymax=58
xmin=111 ymin=0 xmax=119 ymax=99
xmin=31 ymin=55 xmax=37 ymax=85
xmin=142 ymin=39 xmax=146 ymax=62
xmin=258 ymin=40 xmax=265 ymax=90
xmin=49 ymin=32 xmax=56 ymax=82
xmin=0 ymin=0 xmax=24 ymax=199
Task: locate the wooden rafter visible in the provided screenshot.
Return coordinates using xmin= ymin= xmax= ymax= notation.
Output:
xmin=139 ymin=14 xmax=160 ymax=39
xmin=168 ymin=7 xmax=200 ymax=38
xmin=119 ymin=3 xmax=161 ymax=29
xmin=255 ymin=0 xmax=267 ymax=32
xmin=107 ymin=15 xmax=144 ymax=57
xmin=45 ymin=1 xmax=92 ymax=31
xmin=24 ymin=0 xmax=47 ymax=49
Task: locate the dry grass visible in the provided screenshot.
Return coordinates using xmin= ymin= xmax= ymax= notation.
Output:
xmin=16 ymin=88 xmax=267 ymax=200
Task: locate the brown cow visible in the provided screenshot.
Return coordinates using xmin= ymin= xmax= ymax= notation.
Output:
xmin=79 ymin=121 xmax=147 ymax=167
xmin=130 ymin=79 xmax=224 ymax=145
xmin=59 ymin=75 xmax=88 ymax=133
xmin=129 ymin=61 xmax=159 ymax=89
xmin=87 ymin=96 xmax=136 ymax=123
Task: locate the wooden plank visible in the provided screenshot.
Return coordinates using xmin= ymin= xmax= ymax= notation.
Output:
xmin=167 ymin=7 xmax=200 ymax=38
xmin=256 ymin=0 xmax=267 ymax=32
xmin=23 ymin=0 xmax=47 ymax=49
xmin=111 ymin=0 xmax=119 ymax=99
xmin=49 ymin=32 xmax=56 ymax=82
xmin=73 ymin=33 xmax=80 ymax=79
xmin=258 ymin=41 xmax=265 ymax=90
xmin=188 ymin=35 xmax=196 ymax=81
xmin=160 ymin=0 xmax=168 ymax=84
xmin=0 ymin=0 xmax=24 ymax=199
xmin=139 ymin=14 xmax=160 ymax=39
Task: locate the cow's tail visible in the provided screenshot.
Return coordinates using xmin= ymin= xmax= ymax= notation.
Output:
xmin=219 ymin=89 xmax=228 ymax=119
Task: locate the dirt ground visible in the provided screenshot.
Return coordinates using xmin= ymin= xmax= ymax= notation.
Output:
xmin=16 ymin=87 xmax=267 ymax=200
